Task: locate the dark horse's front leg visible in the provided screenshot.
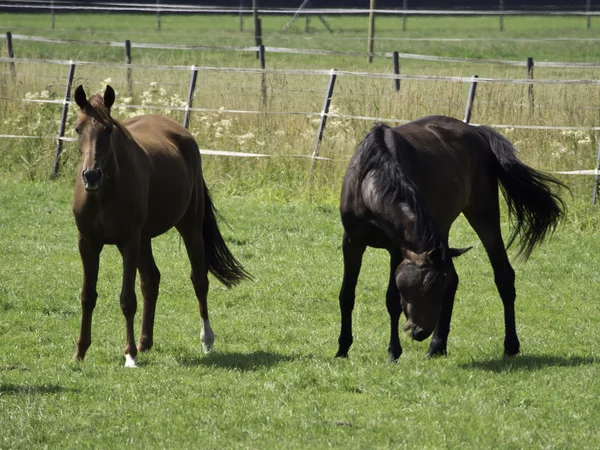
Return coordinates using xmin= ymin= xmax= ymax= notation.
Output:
xmin=336 ymin=233 xmax=365 ymax=358
xmin=386 ymin=251 xmax=403 ymax=362
xmin=74 ymin=235 xmax=103 ymax=361
xmin=117 ymin=236 xmax=141 ymax=368
xmin=426 ymin=264 xmax=459 ymax=358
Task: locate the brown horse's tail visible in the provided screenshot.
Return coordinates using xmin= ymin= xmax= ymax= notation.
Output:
xmin=201 ymin=181 xmax=252 ymax=288
xmin=476 ymin=125 xmax=568 ymax=260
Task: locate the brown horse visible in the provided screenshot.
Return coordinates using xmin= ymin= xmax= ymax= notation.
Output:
xmin=337 ymin=116 xmax=567 ymax=362
xmin=72 ymin=85 xmax=251 ymax=367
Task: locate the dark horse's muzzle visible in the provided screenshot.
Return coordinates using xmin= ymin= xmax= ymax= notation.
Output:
xmin=411 ymin=325 xmax=432 ymax=342
xmin=82 ymin=168 xmax=103 ymax=191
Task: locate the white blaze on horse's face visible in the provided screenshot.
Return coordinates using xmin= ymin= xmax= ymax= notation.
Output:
xmin=77 ymin=116 xmax=113 ymax=192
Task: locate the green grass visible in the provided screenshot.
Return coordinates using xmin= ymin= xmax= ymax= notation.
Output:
xmin=1 ymin=13 xmax=600 ymax=447
xmin=0 ymin=180 xmax=599 ymax=448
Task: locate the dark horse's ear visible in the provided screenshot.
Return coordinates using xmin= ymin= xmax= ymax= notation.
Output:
xmin=103 ymin=85 xmax=115 ymax=110
xmin=449 ymin=246 xmax=472 ymax=258
xmin=74 ymin=85 xmax=87 ymax=110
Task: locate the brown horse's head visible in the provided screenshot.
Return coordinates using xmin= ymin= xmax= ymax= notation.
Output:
xmin=395 ymin=246 xmax=471 ymax=341
xmin=74 ymin=85 xmax=116 ymax=192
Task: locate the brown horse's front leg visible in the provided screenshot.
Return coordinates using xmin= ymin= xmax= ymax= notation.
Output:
xmin=74 ymin=235 xmax=103 ymax=361
xmin=118 ymin=237 xmax=140 ymax=368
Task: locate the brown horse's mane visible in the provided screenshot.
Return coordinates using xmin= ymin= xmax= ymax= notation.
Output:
xmin=85 ymin=93 xmax=132 ymax=140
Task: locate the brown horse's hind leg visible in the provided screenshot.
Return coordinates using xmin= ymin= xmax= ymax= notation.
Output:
xmin=137 ymin=240 xmax=161 ymax=353
xmin=117 ymin=239 xmax=141 ymax=367
xmin=464 ymin=207 xmax=520 ymax=356
xmin=74 ymin=235 xmax=103 ymax=361
xmin=176 ymin=220 xmax=214 ymax=353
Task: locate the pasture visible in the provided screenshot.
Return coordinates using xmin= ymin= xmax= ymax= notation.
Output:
xmin=0 ymin=11 xmax=600 ymax=448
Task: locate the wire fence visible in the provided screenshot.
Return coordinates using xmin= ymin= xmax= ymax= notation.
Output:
xmin=2 ymin=54 xmax=600 ymax=198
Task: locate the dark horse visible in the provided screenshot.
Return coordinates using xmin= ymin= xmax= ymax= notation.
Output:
xmin=337 ymin=115 xmax=567 ymax=362
xmin=72 ymin=85 xmax=251 ymax=367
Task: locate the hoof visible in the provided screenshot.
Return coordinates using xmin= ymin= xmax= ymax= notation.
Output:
xmin=335 ymin=349 xmax=349 ymax=358
xmin=137 ymin=342 xmax=153 ymax=353
xmin=124 ymin=354 xmax=137 ymax=368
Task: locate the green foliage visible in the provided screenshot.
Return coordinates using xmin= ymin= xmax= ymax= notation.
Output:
xmin=0 ymin=181 xmax=599 ymax=448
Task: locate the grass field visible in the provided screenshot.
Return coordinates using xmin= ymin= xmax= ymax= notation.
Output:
xmin=1 ymin=11 xmax=600 ymax=449
xmin=0 ymin=180 xmax=599 ymax=448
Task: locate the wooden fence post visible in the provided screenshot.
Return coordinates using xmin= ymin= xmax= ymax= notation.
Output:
xmin=367 ymin=0 xmax=376 ymax=64
xmin=156 ymin=0 xmax=161 ymax=32
xmin=592 ymin=139 xmax=600 ymax=204
xmin=499 ymin=0 xmax=504 ymax=32
xmin=6 ymin=32 xmax=16 ymax=81
xmin=183 ymin=66 xmax=198 ymax=129
xmin=527 ymin=56 xmax=534 ymax=114
xmin=587 ymin=0 xmax=592 ymax=30
xmin=51 ymin=61 xmax=76 ymax=179
xmin=463 ymin=75 xmax=478 ymax=124
xmin=51 ymin=0 xmax=56 ymax=29
xmin=402 ymin=0 xmax=408 ymax=32
xmin=125 ymin=40 xmax=133 ymax=98
xmin=310 ymin=69 xmax=337 ymax=176
xmin=259 ymin=44 xmax=267 ymax=107
xmin=255 ymin=17 xmax=262 ymax=59
xmin=393 ymin=51 xmax=400 ymax=92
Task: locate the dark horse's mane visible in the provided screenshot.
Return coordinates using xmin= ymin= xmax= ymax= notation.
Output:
xmin=356 ymin=123 xmax=447 ymax=257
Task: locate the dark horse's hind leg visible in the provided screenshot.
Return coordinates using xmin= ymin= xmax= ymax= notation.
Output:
xmin=386 ymin=251 xmax=403 ymax=362
xmin=176 ymin=219 xmax=214 ymax=353
xmin=137 ymin=240 xmax=161 ymax=353
xmin=336 ymin=233 xmax=366 ymax=358
xmin=464 ymin=207 xmax=520 ymax=356
xmin=426 ymin=263 xmax=459 ymax=358
xmin=74 ymin=235 xmax=103 ymax=361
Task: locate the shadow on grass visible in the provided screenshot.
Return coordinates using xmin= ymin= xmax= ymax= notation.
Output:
xmin=0 ymin=383 xmax=76 ymax=395
xmin=177 ymin=350 xmax=293 ymax=371
xmin=460 ymin=354 xmax=597 ymax=373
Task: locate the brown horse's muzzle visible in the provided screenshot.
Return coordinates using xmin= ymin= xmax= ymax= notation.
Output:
xmin=82 ymin=168 xmax=103 ymax=191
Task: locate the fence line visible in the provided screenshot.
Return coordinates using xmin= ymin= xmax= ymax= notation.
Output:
xmin=3 ymin=58 xmax=600 ymax=199
xmin=8 ymin=33 xmax=600 ymax=70
xmin=5 ymin=56 xmax=600 ymax=86
xmin=2 ymin=2 xmax=600 ymax=16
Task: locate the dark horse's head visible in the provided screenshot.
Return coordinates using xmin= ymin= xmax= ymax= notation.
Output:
xmin=74 ymin=85 xmax=116 ymax=192
xmin=396 ymin=246 xmax=471 ymax=341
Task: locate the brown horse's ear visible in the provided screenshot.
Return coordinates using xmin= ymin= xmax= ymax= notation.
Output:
xmin=104 ymin=85 xmax=115 ymax=109
xmin=74 ymin=85 xmax=87 ymax=110
xmin=449 ymin=246 xmax=472 ymax=258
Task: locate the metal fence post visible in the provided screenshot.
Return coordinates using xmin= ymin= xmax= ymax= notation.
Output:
xmin=6 ymin=32 xmax=16 ymax=81
xmin=51 ymin=61 xmax=76 ymax=179
xmin=592 ymin=139 xmax=600 ymax=204
xmin=183 ymin=65 xmax=198 ymax=129
xmin=463 ymin=75 xmax=478 ymax=124
xmin=527 ymin=56 xmax=534 ymax=114
xmin=259 ymin=44 xmax=267 ymax=107
xmin=125 ymin=39 xmax=133 ymax=98
xmin=393 ymin=51 xmax=400 ymax=92
xmin=310 ymin=69 xmax=337 ymax=176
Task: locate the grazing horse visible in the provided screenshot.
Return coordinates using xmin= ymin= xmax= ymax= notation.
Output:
xmin=72 ymin=85 xmax=251 ymax=367
xmin=336 ymin=116 xmax=567 ymax=362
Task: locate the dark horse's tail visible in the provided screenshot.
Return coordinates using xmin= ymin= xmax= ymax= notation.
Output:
xmin=201 ymin=181 xmax=252 ymax=288
xmin=476 ymin=125 xmax=568 ymax=260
